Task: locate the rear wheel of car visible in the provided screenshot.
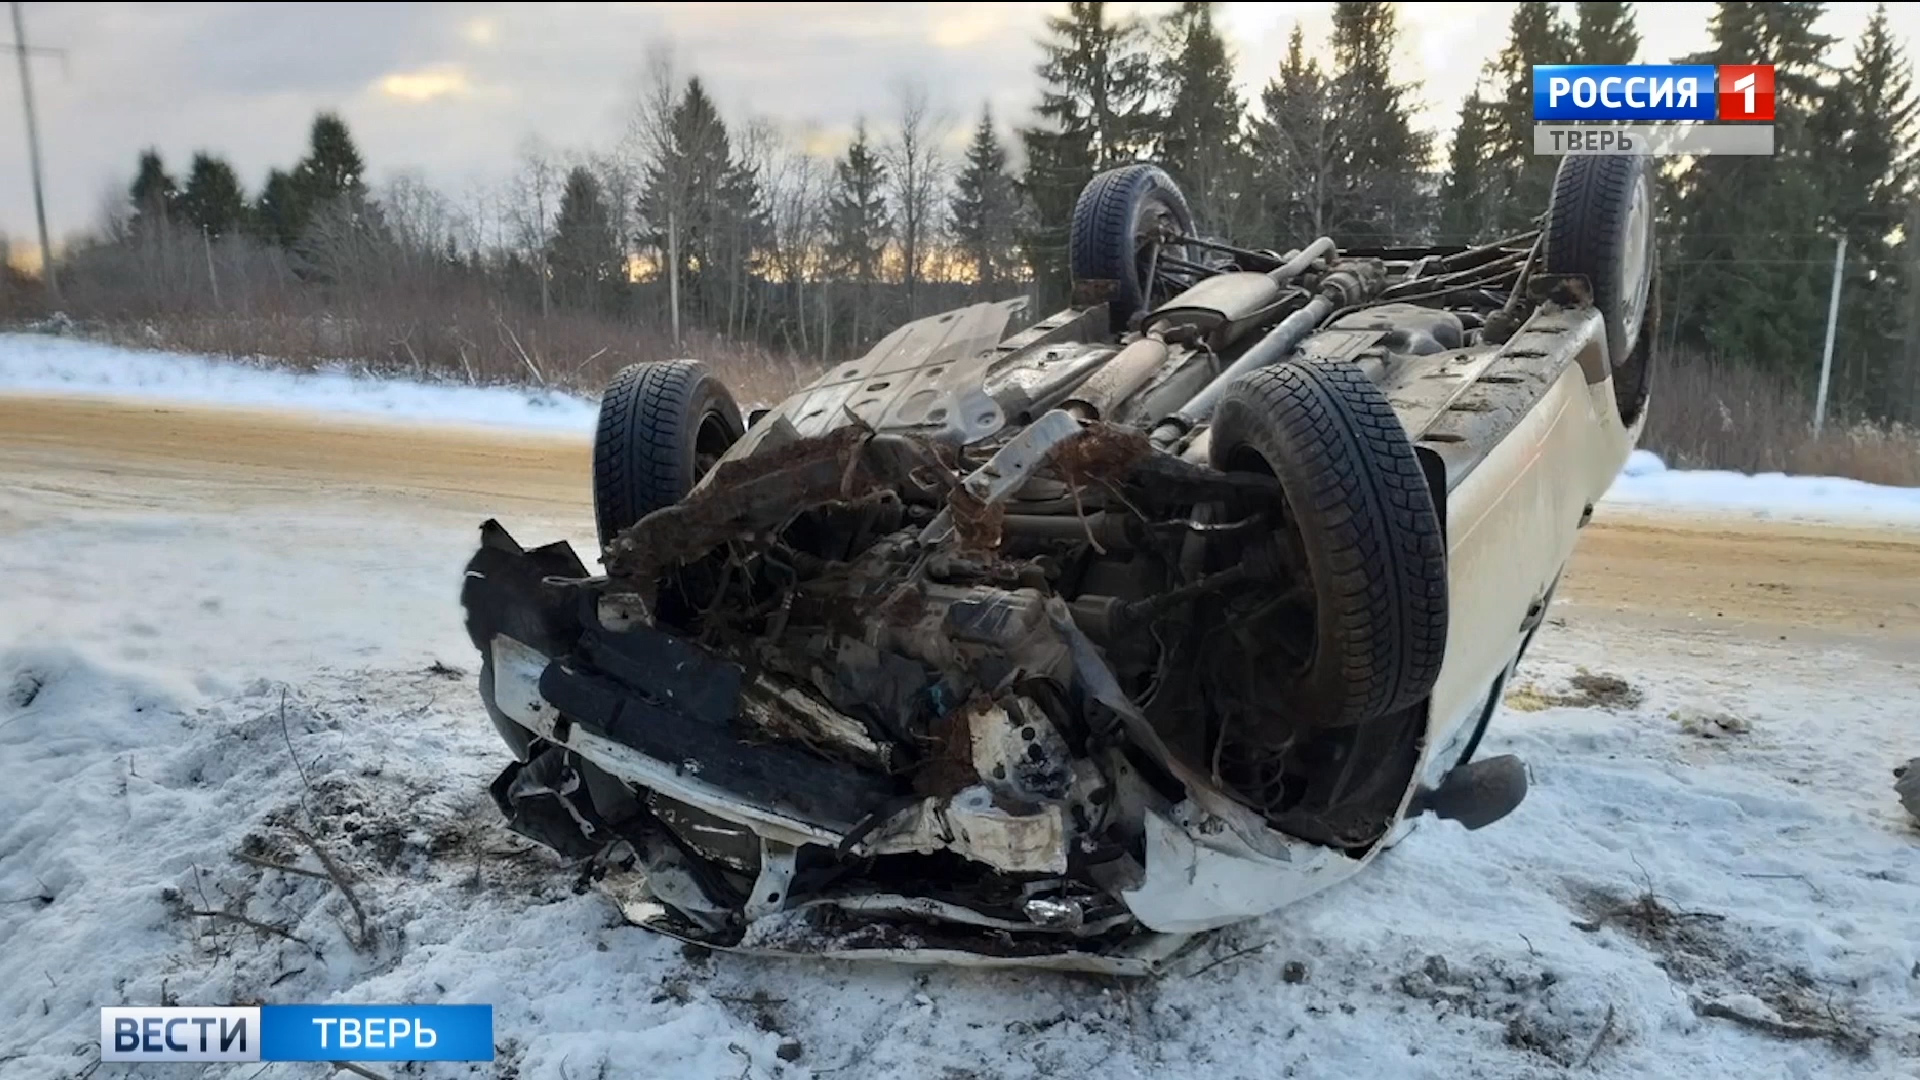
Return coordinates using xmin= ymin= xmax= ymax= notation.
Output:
xmin=593 ymin=360 xmax=744 ymax=549
xmin=1544 ymin=154 xmax=1658 ymax=424
xmin=1070 ymin=163 xmax=1195 ymax=329
xmin=1210 ymin=360 xmax=1448 ymax=735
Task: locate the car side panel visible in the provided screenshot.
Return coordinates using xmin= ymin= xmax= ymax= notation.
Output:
xmin=1418 ymin=322 xmax=1634 ymax=783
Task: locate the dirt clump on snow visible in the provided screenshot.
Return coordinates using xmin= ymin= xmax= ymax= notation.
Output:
xmin=1504 ymin=670 xmax=1643 ymax=712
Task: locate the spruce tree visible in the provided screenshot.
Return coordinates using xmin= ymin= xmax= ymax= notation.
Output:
xmin=548 ymin=166 xmax=624 ymax=313
xmin=252 ymin=169 xmax=303 ymax=248
xmin=295 ymin=113 xmax=368 ymax=206
xmin=639 ymin=77 xmax=752 ymax=325
xmin=1152 ymin=2 xmax=1248 ymax=237
xmin=1019 ymin=2 xmax=1155 ymax=306
xmin=1484 ymin=2 xmax=1575 ymax=233
xmin=1574 ymin=2 xmax=1641 ymax=63
xmin=949 ymin=105 xmax=1020 ymax=291
xmin=1824 ymin=4 xmax=1919 ymax=416
xmin=1248 ymin=24 xmax=1337 ymax=240
xmin=1669 ymin=2 xmax=1835 ymax=377
xmin=1327 ymin=1 xmax=1433 ymax=241
xmin=1440 ymin=90 xmax=1499 ymax=242
xmin=128 ymin=150 xmax=178 ymax=235
xmin=178 ymin=153 xmax=248 ymax=238
xmin=827 ymin=121 xmax=891 ymax=343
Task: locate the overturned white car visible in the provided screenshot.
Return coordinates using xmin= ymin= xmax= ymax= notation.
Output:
xmin=461 ymin=155 xmax=1655 ymax=973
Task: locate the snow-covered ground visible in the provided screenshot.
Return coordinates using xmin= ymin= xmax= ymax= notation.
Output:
xmin=0 ymin=331 xmax=597 ymax=433
xmin=5 ymin=330 xmax=1919 ymax=526
xmin=2 ymin=486 xmax=1916 ymax=1080
xmin=1606 ymin=449 xmax=1920 ymax=528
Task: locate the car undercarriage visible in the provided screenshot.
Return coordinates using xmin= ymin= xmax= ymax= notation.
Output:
xmin=461 ymin=156 xmax=1653 ymax=972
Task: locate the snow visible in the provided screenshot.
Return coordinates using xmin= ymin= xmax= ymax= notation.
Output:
xmin=1605 ymin=448 xmax=1920 ymax=527
xmin=5 ymin=332 xmax=1918 ymax=527
xmin=3 ymin=384 xmax=1918 ymax=1077
xmin=0 ymin=331 xmax=597 ymax=433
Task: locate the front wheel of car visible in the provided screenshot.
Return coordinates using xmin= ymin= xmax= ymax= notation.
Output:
xmin=1544 ymin=154 xmax=1658 ymax=425
xmin=1209 ymin=360 xmax=1449 ymax=736
xmin=593 ymin=360 xmax=744 ymax=549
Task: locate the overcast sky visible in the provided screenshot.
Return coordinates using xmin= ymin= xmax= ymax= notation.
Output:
xmin=2 ymin=1 xmax=1913 ymax=253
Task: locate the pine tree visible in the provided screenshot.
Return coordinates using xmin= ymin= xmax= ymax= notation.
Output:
xmin=1484 ymin=3 xmax=1575 ymax=233
xmin=547 ymin=166 xmax=624 ymax=314
xmin=128 ymin=150 xmax=178 ymax=235
xmin=1019 ymin=2 xmax=1155 ymax=307
xmin=827 ymin=120 xmax=891 ymax=344
xmin=1248 ymin=24 xmax=1338 ymax=241
xmin=1574 ymin=2 xmax=1641 ymax=63
xmin=1824 ymin=4 xmax=1919 ymax=417
xmin=949 ymin=105 xmax=1020 ymax=291
xmin=1152 ymin=2 xmax=1248 ymax=237
xmin=1328 ymin=1 xmax=1434 ymax=241
xmin=1440 ymin=90 xmax=1499 ymax=242
xmin=1669 ymin=2 xmax=1836 ymax=377
xmin=178 ymin=153 xmax=248 ymax=238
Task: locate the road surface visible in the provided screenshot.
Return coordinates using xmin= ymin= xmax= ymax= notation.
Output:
xmin=5 ymin=393 xmax=1914 ymax=649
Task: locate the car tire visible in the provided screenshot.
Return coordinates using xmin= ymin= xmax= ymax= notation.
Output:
xmin=593 ymin=360 xmax=744 ymax=549
xmin=1070 ymin=163 xmax=1195 ymax=328
xmin=1210 ymin=360 xmax=1448 ymax=734
xmin=1544 ymin=154 xmax=1657 ymax=424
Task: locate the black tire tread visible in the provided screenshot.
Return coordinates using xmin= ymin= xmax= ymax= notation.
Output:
xmin=593 ymin=360 xmax=740 ymax=549
xmin=1545 ymin=154 xmax=1655 ymax=417
xmin=1070 ymin=164 xmax=1193 ymax=325
xmin=1211 ymin=360 xmax=1448 ymax=730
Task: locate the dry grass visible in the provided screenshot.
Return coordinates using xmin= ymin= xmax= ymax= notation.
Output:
xmin=1643 ymin=351 xmax=1920 ymax=486
xmin=25 ymin=227 xmax=821 ymax=408
xmin=85 ymin=306 xmax=813 ymax=408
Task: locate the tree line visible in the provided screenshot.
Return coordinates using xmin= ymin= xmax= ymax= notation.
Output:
xmin=21 ymin=1 xmax=1920 ymax=425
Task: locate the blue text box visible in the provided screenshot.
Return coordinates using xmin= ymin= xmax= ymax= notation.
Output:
xmin=261 ymin=1004 xmax=493 ymax=1061
xmin=1533 ymin=65 xmax=1718 ymax=121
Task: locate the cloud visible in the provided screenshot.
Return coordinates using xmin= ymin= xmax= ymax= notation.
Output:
xmin=462 ymin=17 xmax=499 ymax=46
xmin=376 ymin=66 xmax=474 ymax=103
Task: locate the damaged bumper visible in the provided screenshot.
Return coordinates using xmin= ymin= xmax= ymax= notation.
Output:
xmin=462 ymin=507 xmax=1385 ymax=972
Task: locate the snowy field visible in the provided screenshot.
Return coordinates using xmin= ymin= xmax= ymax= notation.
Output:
xmin=0 ymin=332 xmax=598 ymax=434
xmin=2 ymin=333 xmax=1919 ymax=1079
xmin=5 ymin=330 xmax=1920 ymax=526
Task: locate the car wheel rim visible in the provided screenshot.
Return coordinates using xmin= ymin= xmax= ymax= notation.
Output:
xmin=1618 ymin=176 xmax=1653 ymax=356
xmin=1132 ymin=197 xmax=1182 ymax=310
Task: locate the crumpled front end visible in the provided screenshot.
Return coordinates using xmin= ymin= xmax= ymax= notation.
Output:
xmin=460 ymin=413 xmax=1397 ymax=973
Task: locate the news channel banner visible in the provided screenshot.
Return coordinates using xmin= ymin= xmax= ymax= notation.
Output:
xmin=101 ymin=1004 xmax=493 ymax=1064
xmin=1533 ymin=63 xmax=1777 ymax=156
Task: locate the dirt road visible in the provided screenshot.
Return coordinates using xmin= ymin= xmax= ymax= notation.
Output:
xmin=5 ymin=393 xmax=1917 ymax=648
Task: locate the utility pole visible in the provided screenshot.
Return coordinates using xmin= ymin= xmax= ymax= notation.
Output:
xmin=1814 ymin=234 xmax=1846 ymax=436
xmin=8 ymin=1 xmax=62 ymax=304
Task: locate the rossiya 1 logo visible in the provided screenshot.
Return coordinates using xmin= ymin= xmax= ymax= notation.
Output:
xmin=1533 ymin=64 xmax=1776 ymax=122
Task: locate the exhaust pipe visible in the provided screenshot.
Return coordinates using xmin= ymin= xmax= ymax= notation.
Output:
xmin=1062 ymin=336 xmax=1170 ymax=421
xmin=1151 ymin=259 xmax=1384 ymax=448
